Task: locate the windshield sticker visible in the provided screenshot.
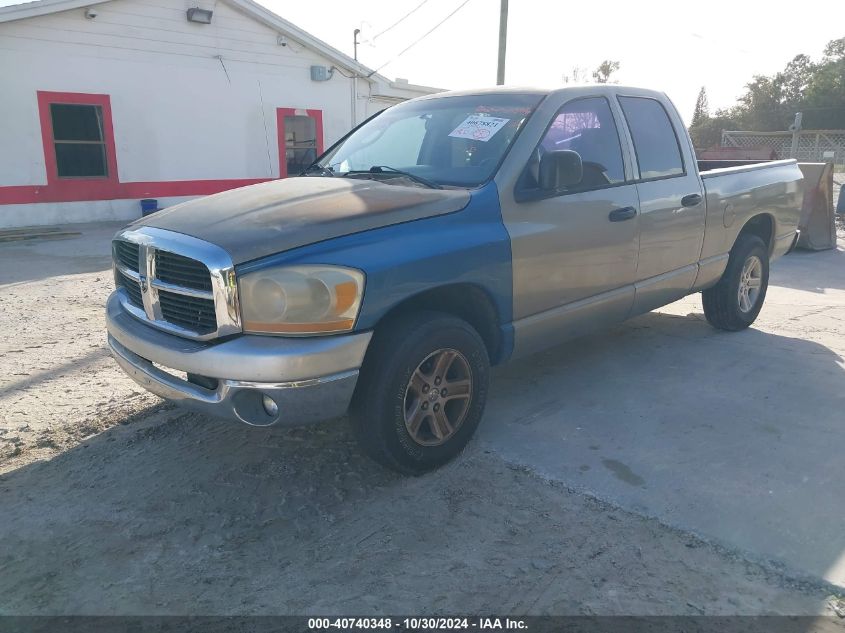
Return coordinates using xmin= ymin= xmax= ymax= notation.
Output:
xmin=448 ymin=116 xmax=510 ymax=142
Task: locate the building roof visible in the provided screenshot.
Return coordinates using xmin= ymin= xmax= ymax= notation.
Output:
xmin=0 ymin=0 xmax=439 ymax=93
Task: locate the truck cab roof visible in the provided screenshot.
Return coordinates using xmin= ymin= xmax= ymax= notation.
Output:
xmin=415 ymin=84 xmax=670 ymax=103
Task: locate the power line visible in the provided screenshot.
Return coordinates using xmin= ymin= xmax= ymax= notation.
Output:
xmin=367 ymin=0 xmax=473 ymax=77
xmin=370 ymin=0 xmax=430 ymax=41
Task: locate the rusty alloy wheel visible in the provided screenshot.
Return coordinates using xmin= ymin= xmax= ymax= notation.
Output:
xmin=403 ymin=348 xmax=473 ymax=447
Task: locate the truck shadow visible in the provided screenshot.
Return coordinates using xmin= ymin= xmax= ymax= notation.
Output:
xmin=1 ymin=311 xmax=843 ymax=613
xmin=484 ymin=308 xmax=845 ymax=589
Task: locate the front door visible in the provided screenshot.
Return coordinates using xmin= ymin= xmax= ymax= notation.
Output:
xmin=503 ymin=96 xmax=640 ymax=357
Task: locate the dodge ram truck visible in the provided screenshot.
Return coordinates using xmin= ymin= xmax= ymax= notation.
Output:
xmin=106 ymin=85 xmax=803 ymax=474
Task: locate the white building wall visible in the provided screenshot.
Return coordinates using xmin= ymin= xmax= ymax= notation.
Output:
xmin=0 ymin=197 xmax=196 ymax=226
xmin=0 ymin=0 xmax=434 ymax=228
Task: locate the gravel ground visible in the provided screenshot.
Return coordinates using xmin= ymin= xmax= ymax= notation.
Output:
xmin=0 ymin=225 xmax=160 ymax=468
xmin=1 ymin=223 xmax=843 ymax=616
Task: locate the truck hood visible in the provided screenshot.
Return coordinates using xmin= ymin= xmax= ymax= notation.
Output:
xmin=134 ymin=177 xmax=471 ymax=264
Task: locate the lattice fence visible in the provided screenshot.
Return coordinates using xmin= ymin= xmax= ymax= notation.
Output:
xmin=721 ymin=130 xmax=845 ymax=165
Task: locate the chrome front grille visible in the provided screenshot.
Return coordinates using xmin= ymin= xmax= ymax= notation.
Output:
xmin=117 ymin=270 xmax=144 ymax=308
xmin=158 ymin=290 xmax=217 ymax=334
xmin=114 ymin=240 xmax=140 ymax=272
xmin=155 ymin=250 xmax=213 ymax=292
xmin=111 ymin=227 xmax=241 ymax=341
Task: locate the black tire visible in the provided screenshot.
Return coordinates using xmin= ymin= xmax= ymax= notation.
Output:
xmin=350 ymin=311 xmax=490 ymax=475
xmin=702 ymin=234 xmax=769 ymax=331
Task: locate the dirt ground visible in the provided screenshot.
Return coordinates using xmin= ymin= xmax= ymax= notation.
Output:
xmin=0 ymin=227 xmax=161 ymax=465
xmin=1 ymin=223 xmax=844 ymax=616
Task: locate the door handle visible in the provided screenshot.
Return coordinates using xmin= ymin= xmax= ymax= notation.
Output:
xmin=608 ymin=206 xmax=637 ymax=222
xmin=681 ymin=193 xmax=703 ymax=207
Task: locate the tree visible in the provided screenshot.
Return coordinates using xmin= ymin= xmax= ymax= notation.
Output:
xmin=823 ymin=36 xmax=845 ymax=61
xmin=689 ymin=111 xmax=739 ymax=150
xmin=592 ymin=60 xmax=620 ymax=84
xmin=691 ymin=87 xmax=710 ymax=128
xmin=733 ymin=74 xmax=787 ymax=130
xmin=802 ymin=37 xmax=845 ymax=129
xmin=687 ymin=36 xmax=845 ymax=151
xmin=689 ymin=87 xmax=740 ymax=150
xmin=778 ymin=54 xmax=815 ymax=107
xmin=562 ymin=66 xmax=589 ymax=84
xmin=724 ymin=38 xmax=845 ymax=131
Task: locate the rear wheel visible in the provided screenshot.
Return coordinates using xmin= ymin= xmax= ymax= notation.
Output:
xmin=702 ymin=234 xmax=769 ymax=331
xmin=350 ymin=311 xmax=490 ymax=475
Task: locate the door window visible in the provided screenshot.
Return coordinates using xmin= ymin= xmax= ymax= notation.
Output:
xmin=618 ymin=96 xmax=684 ymax=179
xmin=521 ymin=97 xmax=626 ymax=194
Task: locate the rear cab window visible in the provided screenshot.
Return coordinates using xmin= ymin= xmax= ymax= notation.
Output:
xmin=617 ymin=96 xmax=684 ymax=180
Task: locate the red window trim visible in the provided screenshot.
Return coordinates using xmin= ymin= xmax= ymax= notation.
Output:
xmin=37 ymin=91 xmax=121 ymax=198
xmin=277 ymin=108 xmax=324 ymax=179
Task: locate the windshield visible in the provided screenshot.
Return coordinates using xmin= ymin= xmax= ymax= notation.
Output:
xmin=315 ymin=93 xmax=543 ymax=188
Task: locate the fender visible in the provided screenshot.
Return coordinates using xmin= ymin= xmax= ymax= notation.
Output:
xmin=235 ymin=182 xmax=516 ymax=361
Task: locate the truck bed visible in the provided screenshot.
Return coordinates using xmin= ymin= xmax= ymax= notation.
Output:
xmin=698 ymin=158 xmax=836 ymax=251
xmin=695 ymin=159 xmax=803 ymax=278
xmin=697 ymin=159 xmax=796 ymax=174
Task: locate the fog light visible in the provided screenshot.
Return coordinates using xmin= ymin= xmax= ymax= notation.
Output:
xmin=262 ymin=394 xmax=279 ymax=417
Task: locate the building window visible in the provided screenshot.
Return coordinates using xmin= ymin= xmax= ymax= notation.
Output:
xmin=277 ymin=108 xmax=324 ymax=178
xmin=50 ymin=103 xmax=108 ymax=178
xmin=37 ymin=91 xmax=117 ymax=187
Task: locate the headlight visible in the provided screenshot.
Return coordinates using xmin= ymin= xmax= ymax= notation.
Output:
xmin=238 ymin=265 xmax=364 ymax=335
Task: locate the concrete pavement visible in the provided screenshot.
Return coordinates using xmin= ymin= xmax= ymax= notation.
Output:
xmin=481 ymin=237 xmax=845 ymax=587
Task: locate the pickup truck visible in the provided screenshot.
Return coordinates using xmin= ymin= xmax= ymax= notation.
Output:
xmin=106 ymin=85 xmax=803 ymax=474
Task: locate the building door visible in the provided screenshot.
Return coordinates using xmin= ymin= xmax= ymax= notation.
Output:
xmin=277 ymin=108 xmax=324 ymax=178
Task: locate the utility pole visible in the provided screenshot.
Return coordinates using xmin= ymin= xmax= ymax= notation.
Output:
xmin=496 ymin=0 xmax=508 ymax=85
xmin=353 ymin=28 xmax=361 ymax=61
xmin=351 ymin=28 xmax=361 ymax=126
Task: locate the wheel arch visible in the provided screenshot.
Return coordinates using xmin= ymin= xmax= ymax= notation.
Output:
xmin=370 ymin=283 xmax=506 ymax=365
xmin=736 ymin=213 xmax=775 ymax=256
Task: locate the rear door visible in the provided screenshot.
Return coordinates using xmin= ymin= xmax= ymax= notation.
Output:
xmin=616 ymin=95 xmax=705 ymax=314
xmin=502 ymin=95 xmax=641 ymax=357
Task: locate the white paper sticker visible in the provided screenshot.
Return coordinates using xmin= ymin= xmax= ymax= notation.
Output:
xmin=448 ymin=116 xmax=510 ymax=142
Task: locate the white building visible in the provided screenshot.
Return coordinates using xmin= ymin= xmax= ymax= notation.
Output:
xmin=0 ymin=0 xmax=438 ymax=228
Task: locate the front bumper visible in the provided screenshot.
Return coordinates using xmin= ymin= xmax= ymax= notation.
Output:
xmin=106 ymin=292 xmax=372 ymax=426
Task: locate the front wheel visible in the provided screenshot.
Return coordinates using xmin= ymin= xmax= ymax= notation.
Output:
xmin=350 ymin=311 xmax=490 ymax=475
xmin=702 ymin=234 xmax=769 ymax=331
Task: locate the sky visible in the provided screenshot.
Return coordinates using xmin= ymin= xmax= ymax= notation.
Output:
xmin=266 ymin=0 xmax=844 ymax=123
xmin=2 ymin=0 xmax=842 ymax=122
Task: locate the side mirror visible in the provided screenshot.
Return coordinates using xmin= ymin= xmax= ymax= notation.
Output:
xmin=539 ymin=150 xmax=583 ymax=191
